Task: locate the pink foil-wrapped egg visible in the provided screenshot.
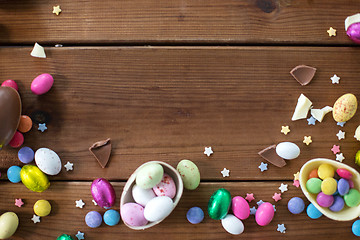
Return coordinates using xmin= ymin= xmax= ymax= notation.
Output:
xmin=345 ymin=13 xmax=360 ymax=44
xmin=91 ymin=178 xmax=116 ymax=208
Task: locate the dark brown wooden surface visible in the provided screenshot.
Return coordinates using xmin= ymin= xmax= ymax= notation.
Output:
xmin=0 ymin=0 xmax=358 ymax=44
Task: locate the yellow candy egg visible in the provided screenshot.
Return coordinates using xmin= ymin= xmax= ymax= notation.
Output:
xmin=34 ymin=200 xmax=51 ymax=217
xmin=321 ymin=177 xmax=337 ymax=195
xmin=333 ymin=93 xmax=357 ymax=122
xmin=318 ymin=163 xmax=335 ymax=180
xmin=0 ymin=212 xmax=19 ymax=239
xmin=20 ymin=165 xmax=50 ymax=192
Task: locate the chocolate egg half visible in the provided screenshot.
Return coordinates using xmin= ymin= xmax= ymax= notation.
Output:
xmin=0 ymin=86 xmax=21 ymax=149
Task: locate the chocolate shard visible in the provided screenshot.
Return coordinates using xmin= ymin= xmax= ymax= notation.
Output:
xmin=89 ymin=138 xmax=111 ymax=168
xmin=290 ymin=65 xmax=317 ymax=86
xmin=258 ymin=145 xmax=286 ymax=168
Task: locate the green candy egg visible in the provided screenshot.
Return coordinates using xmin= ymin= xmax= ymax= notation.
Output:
xmin=208 ymin=188 xmax=231 ymax=220
xmin=57 ymin=234 xmax=74 ymax=240
xmin=355 ymin=150 xmax=360 ymax=167
xmin=344 ymin=189 xmax=360 ymax=207
xmin=135 ymin=163 xmax=164 ymax=189
xmin=20 ymin=165 xmax=50 ymax=192
xmin=306 ymin=178 xmax=322 ymax=194
xmin=176 ymin=159 xmax=200 ymax=190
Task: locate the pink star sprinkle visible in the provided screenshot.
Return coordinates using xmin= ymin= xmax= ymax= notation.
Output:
xmin=331 ymin=145 xmax=340 ymax=154
xmin=245 ymin=193 xmax=255 ymax=202
xmin=272 ymin=193 xmax=282 ymax=202
xmin=293 ymin=180 xmax=300 ymax=188
xmin=15 ymin=198 xmax=24 ymax=207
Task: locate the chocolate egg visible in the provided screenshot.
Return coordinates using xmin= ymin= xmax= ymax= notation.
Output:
xmin=91 ymin=178 xmax=116 ymax=208
xmin=208 ymin=188 xmax=231 ymax=220
xmin=345 ymin=13 xmax=360 ymax=44
xmin=20 ymin=165 xmax=50 ymax=192
xmin=0 ymin=86 xmax=21 ymax=149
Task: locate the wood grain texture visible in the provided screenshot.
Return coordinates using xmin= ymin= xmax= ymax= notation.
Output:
xmin=1 ymin=47 xmax=360 ymax=180
xmin=0 ymin=181 xmax=356 ymax=239
xmin=0 ymin=0 xmax=358 ymax=44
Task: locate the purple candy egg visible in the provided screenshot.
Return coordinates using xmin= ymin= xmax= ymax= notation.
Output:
xmin=347 ymin=22 xmax=360 ymax=44
xmin=91 ymin=178 xmax=116 ymax=208
xmin=329 ymin=195 xmax=345 ymax=212
xmin=338 ymin=178 xmax=350 ymax=196
xmin=316 ymin=192 xmax=334 ymax=207
xmin=85 ymin=211 xmax=102 ymax=228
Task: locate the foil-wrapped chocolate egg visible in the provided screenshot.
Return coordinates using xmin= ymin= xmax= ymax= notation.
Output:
xmin=91 ymin=178 xmax=116 ymax=208
xmin=0 ymin=86 xmax=21 ymax=149
xmin=20 ymin=165 xmax=50 ymax=192
xmin=345 ymin=13 xmax=360 ymax=44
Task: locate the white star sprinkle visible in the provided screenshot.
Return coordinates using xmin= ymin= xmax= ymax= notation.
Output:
xmin=277 ymin=223 xmax=286 ymax=233
xmin=336 ymin=130 xmax=345 ymax=140
xmin=75 ymin=199 xmax=85 ymax=208
xmin=221 ymin=168 xmax=230 ymax=177
xmin=278 ymin=183 xmax=288 ymax=193
xmin=64 ymin=161 xmax=74 ymax=171
xmin=76 ymin=231 xmax=85 ymax=240
xmin=204 ymin=147 xmax=213 ymax=157
xmin=331 ymin=74 xmax=340 ymax=84
xmin=336 ymin=153 xmax=345 ymax=162
xmin=92 ymin=199 xmax=98 ymax=206
xmin=31 ymin=214 xmax=41 ymax=224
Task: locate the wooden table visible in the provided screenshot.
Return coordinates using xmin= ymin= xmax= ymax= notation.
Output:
xmin=1 ymin=0 xmax=360 ymax=239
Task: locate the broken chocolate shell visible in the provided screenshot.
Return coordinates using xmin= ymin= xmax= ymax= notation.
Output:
xmin=290 ymin=65 xmax=316 ymax=86
xmin=89 ymin=138 xmax=112 ymax=168
xmin=258 ymin=145 xmax=286 ymax=168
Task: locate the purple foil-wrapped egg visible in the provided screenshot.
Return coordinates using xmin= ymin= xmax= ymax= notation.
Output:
xmin=345 ymin=13 xmax=360 ymax=44
xmin=91 ymin=178 xmax=116 ymax=208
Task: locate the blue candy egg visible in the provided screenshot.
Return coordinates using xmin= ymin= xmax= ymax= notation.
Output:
xmin=329 ymin=195 xmax=345 ymax=212
xmin=287 ymin=197 xmax=305 ymax=214
xmin=352 ymin=220 xmax=360 ymax=237
xmin=85 ymin=211 xmax=102 ymax=228
xmin=186 ymin=207 xmax=204 ymax=224
xmin=18 ymin=146 xmax=34 ymax=164
xmin=7 ymin=166 xmax=22 ymax=183
xmin=306 ymin=203 xmax=322 ymax=219
xmin=103 ymin=209 xmax=120 ymax=226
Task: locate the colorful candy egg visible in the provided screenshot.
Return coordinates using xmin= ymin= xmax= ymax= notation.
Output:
xmin=329 ymin=195 xmax=345 ymax=212
xmin=85 ymin=211 xmax=102 ymax=228
xmin=221 ymin=214 xmax=244 ymax=235
xmin=0 ymin=212 xmax=19 ymax=239
xmin=103 ymin=209 xmax=120 ymax=226
xmin=7 ymin=165 xmax=22 ymax=183
xmin=306 ymin=178 xmax=322 ymax=194
xmin=332 ymin=93 xmax=357 ymax=122
xmin=337 ymin=168 xmax=353 ymax=179
xmin=306 ymin=203 xmax=322 ymax=219
xmin=316 ymin=192 xmax=334 ymax=207
xmin=20 ymin=165 xmax=50 ymax=192
xmin=275 ymin=142 xmax=300 ymax=160
xmin=176 ymin=159 xmax=200 ymax=190
xmin=208 ymin=188 xmax=231 ymax=220
xmin=186 ymin=207 xmax=204 ymax=224
xmin=135 ymin=163 xmax=164 ymax=189
xmin=9 ymin=131 xmax=24 ymax=148
xmin=34 ymin=200 xmax=51 ymax=217
xmin=321 ymin=177 xmax=337 ymax=195
xmin=344 ymin=189 xmax=360 ymax=207
xmin=91 ymin=178 xmax=116 ymax=208
xmin=143 ymin=196 xmax=173 ymax=222
xmin=121 ymin=203 xmax=148 ymax=227
xmin=31 ymin=73 xmax=54 ymax=95
xmin=153 ymin=173 xmax=176 ymax=198
xmin=132 ymin=184 xmax=156 ymax=206
xmin=338 ymin=178 xmax=350 ymax=196
xmin=255 ymin=202 xmax=274 ymax=226
xmin=35 ymin=148 xmax=62 ymax=175
xmin=18 ymin=146 xmax=34 ymax=164
xmin=318 ymin=163 xmax=335 ymax=180
xmin=353 ymin=219 xmax=360 ymax=237
xmin=288 ymin=197 xmax=305 ymax=214
xmin=1 ymin=80 xmax=18 ymax=91
xmin=231 ymin=196 xmax=250 ymax=220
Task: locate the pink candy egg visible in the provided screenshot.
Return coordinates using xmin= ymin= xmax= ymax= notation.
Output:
xmin=152 ymin=173 xmax=176 ymax=198
xmin=91 ymin=178 xmax=116 ymax=208
xmin=255 ymin=202 xmax=274 ymax=226
xmin=231 ymin=196 xmax=250 ymax=220
xmin=31 ymin=73 xmax=54 ymax=95
xmin=337 ymin=168 xmax=352 ymax=179
xmin=1 ymin=80 xmax=18 ymax=91
xmin=121 ymin=203 xmax=148 ymax=227
xmin=9 ymin=131 xmax=24 ymax=148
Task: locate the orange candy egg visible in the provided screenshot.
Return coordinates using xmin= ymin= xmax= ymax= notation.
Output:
xmin=309 ymin=168 xmax=319 ymax=179
xmin=18 ymin=115 xmax=32 ymax=133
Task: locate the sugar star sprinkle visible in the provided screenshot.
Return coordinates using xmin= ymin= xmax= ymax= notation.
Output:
xmin=257 ymin=200 xmax=264 ymax=206
xmin=53 ymin=5 xmax=62 ymax=15
xmin=272 ymin=193 xmax=282 ymax=202
xmin=303 ymin=136 xmax=312 ymax=145
xmin=331 ymin=74 xmax=340 ymax=84
xmin=38 ymin=123 xmax=47 ymax=132
xmin=92 ymin=199 xmax=98 ymax=206
xmin=250 ymin=206 xmax=257 ymax=215
xmin=337 ymin=122 xmax=346 ymax=127
xmin=293 ymin=180 xmax=300 ymax=188
xmin=204 ymin=147 xmax=213 ymax=157
xmin=259 ymin=162 xmax=268 ymax=172
xmin=31 ymin=214 xmax=40 ymax=224
xmin=336 ymin=130 xmax=345 ymax=140
xmin=64 ymin=161 xmax=74 ymax=171
xmin=277 ymin=223 xmax=286 ymax=233
xmin=279 ymin=183 xmax=288 ymax=193
xmin=76 ymin=231 xmax=85 ymax=240
xmin=281 ymin=126 xmax=290 ymax=135
xmin=273 ymin=205 xmax=277 ymax=212
xmin=15 ymin=198 xmax=24 ymax=207
xmin=221 ymin=168 xmax=230 ymax=177
xmin=245 ymin=193 xmax=255 ymax=202
xmin=336 ymin=153 xmax=345 ymax=162
xmin=331 ymin=145 xmax=340 ymax=154
xmin=307 ymin=116 xmax=316 ymax=125
xmin=293 ymin=172 xmax=300 ymax=181
xmin=75 ymin=199 xmax=85 ymax=208
xmin=327 ymin=27 xmax=336 ymax=37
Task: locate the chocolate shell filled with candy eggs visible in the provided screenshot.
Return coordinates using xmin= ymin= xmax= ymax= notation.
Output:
xmin=345 ymin=13 xmax=360 ymax=44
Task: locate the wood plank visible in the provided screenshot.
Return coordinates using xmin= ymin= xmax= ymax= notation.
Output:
xmin=0 ymin=0 xmax=358 ymax=44
xmin=0 ymin=181 xmax=356 ymax=239
xmin=1 ymin=47 xmax=360 ymax=180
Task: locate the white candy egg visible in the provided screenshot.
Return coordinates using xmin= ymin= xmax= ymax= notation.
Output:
xmin=276 ymin=142 xmax=300 ymax=160
xmin=221 ymin=214 xmax=244 ymax=235
xmin=144 ymin=196 xmax=173 ymax=222
xmin=35 ymin=148 xmax=62 ymax=175
xmin=132 ymin=184 xmax=156 ymax=206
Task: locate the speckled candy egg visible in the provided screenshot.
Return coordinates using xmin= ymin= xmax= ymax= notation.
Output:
xmin=231 ymin=196 xmax=250 ymax=220
xmin=35 ymin=148 xmax=62 ymax=176
xmin=0 ymin=212 xmax=19 ymax=239
xmin=20 ymin=165 xmax=50 ymax=192
xmin=91 ymin=178 xmax=116 ymax=208
xmin=333 ymin=93 xmax=357 ymax=122
xmin=135 ymin=163 xmax=164 ymax=189
xmin=255 ymin=202 xmax=274 ymax=226
xmin=208 ymin=188 xmax=231 ymax=220
xmin=121 ymin=203 xmax=148 ymax=227
xmin=221 ymin=214 xmax=244 ymax=235
xmin=176 ymin=159 xmax=200 ymax=190
xmin=31 ymin=73 xmax=54 ymax=95
xmin=143 ymin=196 xmax=174 ymax=222
xmin=153 ymin=173 xmax=176 ymax=198
xmin=275 ymin=142 xmax=300 ymax=160
xmin=132 ymin=184 xmax=156 ymax=206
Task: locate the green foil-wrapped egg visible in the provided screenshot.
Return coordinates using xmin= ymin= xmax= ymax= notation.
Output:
xmin=208 ymin=188 xmax=231 ymax=220
xmin=20 ymin=165 xmax=50 ymax=192
xmin=176 ymin=159 xmax=200 ymax=190
xmin=56 ymin=234 xmax=74 ymax=240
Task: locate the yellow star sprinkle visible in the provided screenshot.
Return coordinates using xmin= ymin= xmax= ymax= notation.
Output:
xmin=327 ymin=27 xmax=336 ymax=37
xmin=303 ymin=136 xmax=312 ymax=145
xmin=293 ymin=171 xmax=300 ymax=181
xmin=53 ymin=5 xmax=62 ymax=15
xmin=281 ymin=126 xmax=290 ymax=135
